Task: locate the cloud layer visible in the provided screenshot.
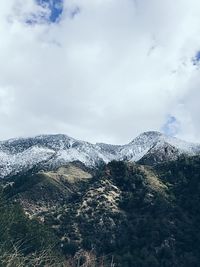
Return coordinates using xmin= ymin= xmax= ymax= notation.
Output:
xmin=0 ymin=0 xmax=200 ymax=144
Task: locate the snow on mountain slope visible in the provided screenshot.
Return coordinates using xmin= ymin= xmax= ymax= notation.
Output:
xmin=0 ymin=146 xmax=55 ymax=178
xmin=118 ymin=131 xmax=162 ymax=161
xmin=119 ymin=131 xmax=200 ymax=162
xmin=0 ymin=131 xmax=200 ymax=178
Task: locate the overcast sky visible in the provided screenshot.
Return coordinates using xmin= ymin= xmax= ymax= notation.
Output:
xmin=0 ymin=0 xmax=200 ymax=144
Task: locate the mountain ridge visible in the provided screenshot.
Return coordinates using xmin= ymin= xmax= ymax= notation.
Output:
xmin=0 ymin=131 xmax=200 ymax=179
xmin=1 ymin=135 xmax=200 ymax=266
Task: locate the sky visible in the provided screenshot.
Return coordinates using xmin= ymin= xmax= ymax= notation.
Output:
xmin=0 ymin=0 xmax=200 ymax=144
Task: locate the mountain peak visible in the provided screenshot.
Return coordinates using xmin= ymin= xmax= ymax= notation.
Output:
xmin=129 ymin=131 xmax=163 ymax=147
xmin=0 ymin=131 xmax=200 ymax=178
xmin=139 ymin=130 xmax=163 ymax=136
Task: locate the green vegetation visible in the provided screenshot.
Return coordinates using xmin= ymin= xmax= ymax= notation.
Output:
xmin=0 ymin=189 xmax=63 ymax=267
xmin=1 ymin=157 xmax=200 ymax=266
xmin=108 ymin=158 xmax=200 ymax=267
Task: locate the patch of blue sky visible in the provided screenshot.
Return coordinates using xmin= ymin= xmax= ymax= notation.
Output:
xmin=36 ymin=0 xmax=63 ymax=23
xmin=161 ymin=115 xmax=180 ymax=137
xmin=26 ymin=0 xmax=80 ymax=25
xmin=192 ymin=51 xmax=200 ymax=66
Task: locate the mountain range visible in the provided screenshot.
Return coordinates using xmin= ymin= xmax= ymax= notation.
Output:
xmin=0 ymin=131 xmax=200 ymax=178
xmin=1 ymin=131 xmax=200 ymax=266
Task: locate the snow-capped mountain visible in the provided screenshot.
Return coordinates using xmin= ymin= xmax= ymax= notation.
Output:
xmin=0 ymin=131 xmax=200 ymax=178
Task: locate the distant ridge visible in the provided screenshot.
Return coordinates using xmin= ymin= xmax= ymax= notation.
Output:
xmin=0 ymin=131 xmax=200 ymax=178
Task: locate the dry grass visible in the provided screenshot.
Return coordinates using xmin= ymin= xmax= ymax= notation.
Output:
xmin=139 ymin=165 xmax=168 ymax=194
xmin=41 ymin=165 xmax=92 ymax=184
xmin=0 ymin=245 xmax=116 ymax=267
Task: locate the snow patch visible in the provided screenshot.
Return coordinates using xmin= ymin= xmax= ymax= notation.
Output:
xmin=0 ymin=132 xmax=200 ymax=178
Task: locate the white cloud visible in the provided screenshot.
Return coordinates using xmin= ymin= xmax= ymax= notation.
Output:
xmin=0 ymin=0 xmax=200 ymax=144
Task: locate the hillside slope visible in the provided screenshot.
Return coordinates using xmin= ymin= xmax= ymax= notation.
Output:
xmin=2 ymin=156 xmax=200 ymax=266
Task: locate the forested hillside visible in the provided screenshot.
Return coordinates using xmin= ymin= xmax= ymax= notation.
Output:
xmin=1 ymin=156 xmax=200 ymax=266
